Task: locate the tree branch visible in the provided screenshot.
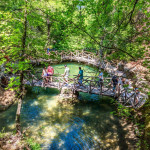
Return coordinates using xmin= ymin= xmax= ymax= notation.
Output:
xmin=33 ymin=7 xmax=135 ymax=60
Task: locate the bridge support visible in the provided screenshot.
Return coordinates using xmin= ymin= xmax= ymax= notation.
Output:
xmin=59 ymin=87 xmax=79 ymax=105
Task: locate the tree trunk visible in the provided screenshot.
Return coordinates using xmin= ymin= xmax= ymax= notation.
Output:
xmin=47 ymin=16 xmax=51 ymax=46
xmin=99 ymin=37 xmax=104 ymax=68
xmin=16 ymin=0 xmax=27 ymax=135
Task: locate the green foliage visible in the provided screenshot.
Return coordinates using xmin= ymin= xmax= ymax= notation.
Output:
xmin=6 ymin=76 xmax=20 ymax=91
xmin=26 ymin=138 xmax=41 ymax=150
xmin=1 ymin=0 xmax=149 ymax=67
xmin=32 ymin=86 xmax=42 ymax=94
xmin=117 ymin=104 xmax=131 ymax=118
xmin=0 ymin=128 xmax=6 ymax=138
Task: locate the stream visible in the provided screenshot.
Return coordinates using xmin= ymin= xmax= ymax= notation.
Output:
xmin=0 ymin=62 xmax=132 ymax=149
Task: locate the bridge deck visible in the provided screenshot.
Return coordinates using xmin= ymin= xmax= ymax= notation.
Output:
xmin=24 ymin=79 xmax=146 ymax=109
xmin=26 ymin=80 xmax=114 ymax=96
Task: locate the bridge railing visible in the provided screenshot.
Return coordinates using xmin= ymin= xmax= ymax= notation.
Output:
xmin=72 ymin=75 xmax=116 ymax=95
xmin=60 ymin=50 xmax=100 ymax=63
xmin=35 ymin=50 xmax=100 ymax=64
xmin=23 ymin=71 xmax=147 ymax=108
xmin=72 ymin=75 xmax=147 ymax=108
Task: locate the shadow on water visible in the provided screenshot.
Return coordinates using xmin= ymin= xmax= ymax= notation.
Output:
xmin=23 ymin=87 xmax=130 ymax=149
xmin=73 ymin=98 xmax=129 ymax=150
xmin=0 ymin=104 xmax=17 ymax=131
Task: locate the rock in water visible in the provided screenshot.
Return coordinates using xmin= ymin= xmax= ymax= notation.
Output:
xmin=59 ymin=87 xmax=79 ymax=105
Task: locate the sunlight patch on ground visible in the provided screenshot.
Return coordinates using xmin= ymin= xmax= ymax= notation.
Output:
xmin=7 ymin=124 xmax=15 ymax=130
xmin=30 ymin=100 xmax=39 ymax=106
xmin=45 ymin=96 xmax=59 ymax=110
xmin=83 ymin=109 xmax=90 ymax=115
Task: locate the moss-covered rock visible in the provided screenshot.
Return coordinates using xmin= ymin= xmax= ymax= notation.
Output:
xmin=59 ymin=87 xmax=79 ymax=105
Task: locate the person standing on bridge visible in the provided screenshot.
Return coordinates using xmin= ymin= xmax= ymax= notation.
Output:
xmin=42 ymin=67 xmax=48 ymax=84
xmin=120 ymin=77 xmax=132 ymax=98
xmin=46 ymin=45 xmax=52 ymax=55
xmin=47 ymin=65 xmax=54 ymax=83
xmin=120 ymin=77 xmax=130 ymax=91
xmin=111 ymin=75 xmax=118 ymax=94
xmin=134 ymin=87 xmax=140 ymax=106
xmin=63 ymin=65 xmax=70 ymax=84
xmin=98 ymin=70 xmax=103 ymax=89
xmin=78 ymin=67 xmax=83 ymax=86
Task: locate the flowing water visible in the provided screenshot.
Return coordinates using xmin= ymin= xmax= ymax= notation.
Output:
xmin=0 ymin=62 xmax=131 ymax=149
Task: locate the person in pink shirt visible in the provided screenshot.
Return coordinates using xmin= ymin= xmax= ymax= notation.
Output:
xmin=47 ymin=65 xmax=54 ymax=82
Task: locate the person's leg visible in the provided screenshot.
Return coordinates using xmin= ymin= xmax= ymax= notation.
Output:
xmin=98 ymin=79 xmax=102 ymax=88
xmin=50 ymin=75 xmax=53 ymax=82
xmin=47 ymin=76 xmax=49 ymax=83
xmin=78 ymin=79 xmax=82 ymax=86
xmin=118 ymin=85 xmax=120 ymax=95
xmin=64 ymin=77 xmax=66 ymax=83
xmin=64 ymin=76 xmax=68 ymax=84
xmin=135 ymin=94 xmax=139 ymax=105
xmin=100 ymin=79 xmax=103 ymax=88
xmin=98 ymin=79 xmax=101 ymax=87
xmin=43 ymin=77 xmax=46 ymax=86
xmin=113 ymin=85 xmax=116 ymax=93
xmin=80 ymin=79 xmax=82 ymax=85
xmin=116 ymin=85 xmax=118 ymax=96
xmin=46 ymin=76 xmax=49 ymax=83
xmin=66 ymin=77 xmax=68 ymax=84
xmin=48 ymin=75 xmax=51 ymax=83
xmin=97 ymin=80 xmax=100 ymax=87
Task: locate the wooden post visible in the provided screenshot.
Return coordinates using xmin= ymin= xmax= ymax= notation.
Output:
xmin=89 ymin=81 xmax=91 ymax=93
xmin=31 ymin=75 xmax=34 ymax=86
xmin=63 ymin=53 xmax=65 ymax=60
xmin=73 ymin=78 xmax=76 ymax=90
xmin=125 ymin=89 xmax=127 ymax=103
xmin=100 ymin=82 xmax=102 ymax=95
xmin=58 ymin=80 xmax=60 ymax=89
xmin=78 ymin=51 xmax=79 ymax=62
xmin=71 ymin=52 xmax=72 ymax=61
xmin=88 ymin=55 xmax=89 ymax=64
xmin=61 ymin=53 xmax=62 ymax=62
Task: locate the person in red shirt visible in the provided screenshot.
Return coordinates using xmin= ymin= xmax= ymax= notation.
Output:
xmin=47 ymin=65 xmax=54 ymax=82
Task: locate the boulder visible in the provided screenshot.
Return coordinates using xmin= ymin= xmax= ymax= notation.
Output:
xmin=118 ymin=63 xmax=124 ymax=71
xmin=145 ymin=74 xmax=150 ymax=82
xmin=59 ymin=87 xmax=79 ymax=105
xmin=124 ymin=68 xmax=135 ymax=79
